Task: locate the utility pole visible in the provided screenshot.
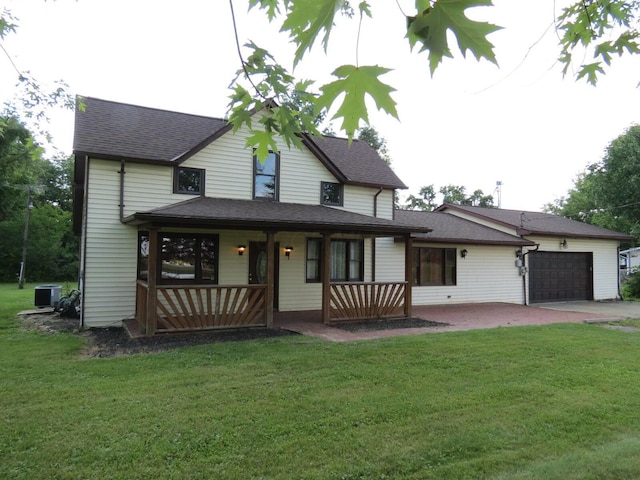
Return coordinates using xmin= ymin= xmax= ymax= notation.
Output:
xmin=18 ymin=187 xmax=34 ymax=289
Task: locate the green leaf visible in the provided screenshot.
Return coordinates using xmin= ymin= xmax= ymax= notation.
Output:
xmin=576 ymin=62 xmax=605 ymax=85
xmin=280 ymin=0 xmax=345 ymax=67
xmin=407 ymin=0 xmax=501 ymax=75
xmin=316 ymin=65 xmax=398 ymax=140
xmin=248 ymin=0 xmax=282 ymax=21
xmin=246 ymin=129 xmax=280 ymax=162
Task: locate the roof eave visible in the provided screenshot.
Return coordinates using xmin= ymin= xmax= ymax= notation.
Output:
xmin=123 ymin=212 xmax=430 ymax=236
xmin=402 ymin=236 xmax=535 ymax=246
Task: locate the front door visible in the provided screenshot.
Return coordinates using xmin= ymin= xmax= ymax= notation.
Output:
xmin=249 ymin=241 xmax=279 ymax=309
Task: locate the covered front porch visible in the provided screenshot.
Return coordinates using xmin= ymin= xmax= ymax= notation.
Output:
xmin=134 ymin=278 xmax=412 ymax=334
xmin=125 ymin=196 xmax=430 ymax=335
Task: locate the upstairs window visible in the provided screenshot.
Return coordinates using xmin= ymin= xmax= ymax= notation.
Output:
xmin=174 ymin=167 xmax=205 ymax=195
xmin=253 ymin=150 xmax=279 ymax=200
xmin=413 ymin=247 xmax=456 ymax=286
xmin=321 ymin=182 xmax=343 ymax=206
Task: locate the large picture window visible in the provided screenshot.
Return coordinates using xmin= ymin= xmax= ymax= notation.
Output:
xmin=413 ymin=247 xmax=456 ymax=286
xmin=160 ymin=234 xmax=218 ymax=283
xmin=253 ymin=150 xmax=279 ymax=200
xmin=174 ymin=167 xmax=205 ymax=195
xmin=306 ymin=238 xmax=364 ymax=282
xmin=137 ymin=232 xmax=218 ymax=284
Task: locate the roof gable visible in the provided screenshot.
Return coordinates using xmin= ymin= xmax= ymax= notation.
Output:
xmin=73 ymin=96 xmax=405 ymax=188
xmin=395 ymin=210 xmax=535 ymax=246
xmin=435 ymin=204 xmax=634 ymax=241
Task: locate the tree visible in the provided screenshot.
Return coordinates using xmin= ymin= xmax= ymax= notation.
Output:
xmin=0 ymin=115 xmax=45 ymax=220
xmin=404 ymin=185 xmax=438 ymax=211
xmin=550 ymin=124 xmax=640 ymax=242
xmin=357 ymin=126 xmax=390 ymax=165
xmin=402 ymin=184 xmax=494 ymax=210
xmin=228 ymin=0 xmax=640 ymax=157
xmin=0 ymin=114 xmax=78 ymax=283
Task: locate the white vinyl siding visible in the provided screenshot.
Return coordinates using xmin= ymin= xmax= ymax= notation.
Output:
xmin=82 ymin=159 xmax=139 ymax=327
xmin=440 ymin=209 xmax=519 ymax=236
xmin=376 ymin=238 xmax=523 ymax=305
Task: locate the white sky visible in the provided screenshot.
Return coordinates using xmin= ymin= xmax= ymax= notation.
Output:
xmin=1 ymin=0 xmax=638 ymax=212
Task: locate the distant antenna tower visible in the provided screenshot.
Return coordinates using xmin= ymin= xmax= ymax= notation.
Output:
xmin=495 ymin=181 xmax=502 ymax=209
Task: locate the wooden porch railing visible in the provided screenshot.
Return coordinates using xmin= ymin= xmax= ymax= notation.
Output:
xmin=136 ymin=281 xmax=267 ymax=333
xmin=329 ymin=281 xmax=407 ymax=323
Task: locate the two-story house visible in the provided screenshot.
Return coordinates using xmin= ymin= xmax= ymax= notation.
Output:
xmin=72 ymin=97 xmax=633 ymax=334
xmin=73 ymin=97 xmax=433 ymax=334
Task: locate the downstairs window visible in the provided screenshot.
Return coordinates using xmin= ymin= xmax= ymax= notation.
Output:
xmin=413 ymin=247 xmax=456 ymax=286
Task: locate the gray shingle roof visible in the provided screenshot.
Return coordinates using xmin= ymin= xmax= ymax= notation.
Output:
xmin=395 ymin=210 xmax=535 ymax=246
xmin=125 ymin=196 xmax=431 ymax=236
xmin=435 ymin=204 xmax=634 ymax=241
xmin=73 ymin=97 xmax=227 ymax=162
xmin=305 ymin=136 xmax=407 ymax=189
xmin=73 ymin=96 xmax=405 ymax=188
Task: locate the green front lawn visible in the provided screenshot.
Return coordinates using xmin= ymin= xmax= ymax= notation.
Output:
xmin=2 ymin=283 xmax=640 ymax=479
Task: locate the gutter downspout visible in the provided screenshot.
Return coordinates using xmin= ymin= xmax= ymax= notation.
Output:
xmin=372 ymin=187 xmax=384 ymax=282
xmin=79 ymin=155 xmax=90 ymax=329
xmin=521 ymin=244 xmax=540 ymax=306
xmin=118 ymin=160 xmax=126 ymax=223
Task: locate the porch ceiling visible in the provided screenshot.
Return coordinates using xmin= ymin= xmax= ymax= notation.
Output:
xmin=122 ymin=196 xmax=432 ymax=236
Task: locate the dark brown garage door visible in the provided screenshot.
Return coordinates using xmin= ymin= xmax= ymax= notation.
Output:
xmin=528 ymin=251 xmax=593 ymax=303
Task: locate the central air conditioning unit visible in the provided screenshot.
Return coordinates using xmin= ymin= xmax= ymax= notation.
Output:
xmin=34 ymin=285 xmax=63 ymax=308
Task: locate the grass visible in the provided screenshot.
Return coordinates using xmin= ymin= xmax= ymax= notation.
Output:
xmin=3 ymin=284 xmax=640 ymax=478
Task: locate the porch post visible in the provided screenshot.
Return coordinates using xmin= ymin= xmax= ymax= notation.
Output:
xmin=321 ymin=233 xmax=331 ymax=324
xmin=404 ymin=234 xmax=413 ymax=318
xmin=146 ymin=227 xmax=159 ymax=335
xmin=265 ymin=231 xmax=275 ymax=328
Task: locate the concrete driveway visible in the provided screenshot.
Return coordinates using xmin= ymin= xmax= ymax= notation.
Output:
xmin=536 ymin=300 xmax=640 ymax=320
xmin=410 ymin=302 xmax=628 ymax=333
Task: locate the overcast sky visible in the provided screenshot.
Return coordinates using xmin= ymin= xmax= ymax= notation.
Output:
xmin=1 ymin=0 xmax=638 ymax=211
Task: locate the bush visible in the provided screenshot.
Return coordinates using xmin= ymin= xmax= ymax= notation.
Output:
xmin=622 ymin=268 xmax=640 ymax=300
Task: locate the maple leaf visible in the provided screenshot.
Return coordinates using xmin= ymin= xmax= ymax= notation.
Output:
xmin=576 ymin=62 xmax=605 ymax=85
xmin=248 ymin=0 xmax=282 ymax=21
xmin=246 ymin=129 xmax=280 ymax=161
xmin=281 ymin=0 xmax=348 ymax=67
xmin=407 ymin=0 xmax=501 ymax=74
xmin=316 ymin=65 xmax=398 ymax=140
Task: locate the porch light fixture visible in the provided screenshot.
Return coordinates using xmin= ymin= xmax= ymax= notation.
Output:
xmin=560 ymin=239 xmax=568 ymax=249
xmin=284 ymin=246 xmax=293 ymax=259
xmin=460 ymin=249 xmax=468 ymax=258
xmin=237 ymin=244 xmax=246 ymax=256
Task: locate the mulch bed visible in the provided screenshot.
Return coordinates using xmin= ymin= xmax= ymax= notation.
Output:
xmin=85 ymin=326 xmax=296 ymax=358
xmin=17 ymin=310 xmax=296 ymax=358
xmin=332 ymin=317 xmax=449 ymax=332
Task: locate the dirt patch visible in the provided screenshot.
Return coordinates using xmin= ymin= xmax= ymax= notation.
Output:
xmin=17 ymin=310 xmax=296 ymax=358
xmin=332 ymin=317 xmax=449 ymax=332
xmin=18 ymin=308 xmax=80 ymax=334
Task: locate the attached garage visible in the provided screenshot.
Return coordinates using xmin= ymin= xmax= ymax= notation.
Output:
xmin=528 ymin=251 xmax=593 ymax=303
